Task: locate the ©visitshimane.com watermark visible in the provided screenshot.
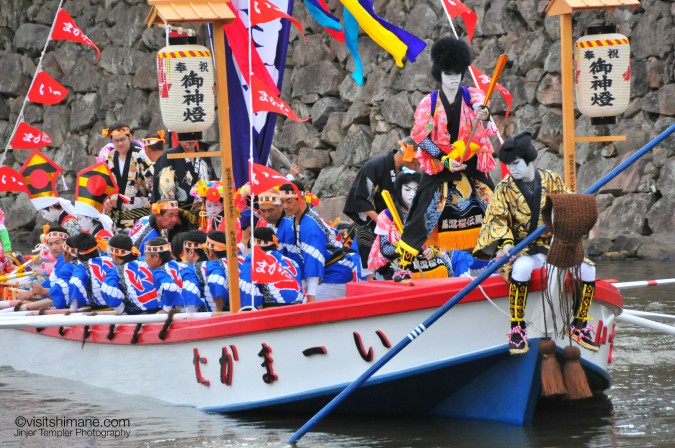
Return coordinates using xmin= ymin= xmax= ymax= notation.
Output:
xmin=13 ymin=415 xmax=131 ymax=439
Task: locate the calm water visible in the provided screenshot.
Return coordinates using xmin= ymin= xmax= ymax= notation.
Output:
xmin=1 ymin=260 xmax=673 ymax=448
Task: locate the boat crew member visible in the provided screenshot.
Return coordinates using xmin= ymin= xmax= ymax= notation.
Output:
xmin=170 ymin=232 xmax=189 ymax=269
xmin=343 ymin=137 xmax=421 ymax=279
xmin=15 ymin=226 xmax=69 ymax=301
xmin=68 ymin=233 xmax=115 ymax=310
xmin=396 ymin=36 xmax=496 ymax=278
xmin=151 ymin=137 xmax=216 ymax=227
xmin=144 ymin=237 xmax=184 ymax=313
xmin=140 ymin=130 xmax=167 ymax=195
xmin=474 ymin=131 xmax=598 ymax=354
xmin=202 ymin=230 xmax=243 ymax=312
xmin=180 ymin=230 xmax=212 ymax=312
xmin=101 ymin=234 xmax=160 ymax=314
xmin=277 ymin=181 xmax=357 ymax=302
xmin=20 ymin=150 xmax=78 ymax=236
xmin=49 ymin=235 xmax=80 ymax=309
xmin=129 ymin=199 xmax=180 ymax=256
xmin=242 ymin=227 xmax=304 ymax=308
xmin=256 ymin=190 xmax=285 ymax=231
xmin=102 ymin=123 xmax=152 ymax=228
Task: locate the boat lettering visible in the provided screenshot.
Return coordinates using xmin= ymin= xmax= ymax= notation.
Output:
xmin=258 ymin=343 xmax=278 ymax=384
xmin=192 ymin=348 xmax=210 ymax=387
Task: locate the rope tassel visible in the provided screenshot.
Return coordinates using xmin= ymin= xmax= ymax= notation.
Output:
xmin=562 ymin=346 xmax=592 ymax=400
xmin=539 ymin=339 xmax=566 ymax=397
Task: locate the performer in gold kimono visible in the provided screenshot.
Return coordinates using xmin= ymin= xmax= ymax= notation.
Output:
xmin=474 ymin=131 xmax=598 ymax=355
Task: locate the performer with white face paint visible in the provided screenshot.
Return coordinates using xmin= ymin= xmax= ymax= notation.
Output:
xmin=474 ymin=131 xmax=598 ymax=355
xmin=369 ymin=169 xmax=476 ymax=281
xmin=394 ymin=36 xmax=497 ymax=282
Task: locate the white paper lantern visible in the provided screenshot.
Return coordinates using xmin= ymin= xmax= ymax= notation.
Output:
xmin=574 ymin=33 xmax=630 ymax=121
xmin=157 ymin=44 xmax=215 ymax=139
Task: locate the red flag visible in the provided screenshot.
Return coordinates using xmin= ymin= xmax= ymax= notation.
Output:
xmin=249 ymin=161 xmax=290 ymax=195
xmin=441 ymin=0 xmax=477 ymax=42
xmin=470 ymin=65 xmax=513 ymax=119
xmin=224 ymin=2 xmax=279 ymax=95
xmin=251 ymin=74 xmax=309 ymax=123
xmin=251 ymin=245 xmax=300 ymax=291
xmin=27 ymin=71 xmax=69 ymax=105
xmin=0 ymin=166 xmax=28 ymax=193
xmin=51 ymin=9 xmax=101 ymax=62
xmin=251 ymin=0 xmax=305 ymax=41
xmin=10 ymin=121 xmax=52 ymax=149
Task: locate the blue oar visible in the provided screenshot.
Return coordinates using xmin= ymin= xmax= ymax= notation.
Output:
xmin=287 ymin=123 xmax=675 ymax=445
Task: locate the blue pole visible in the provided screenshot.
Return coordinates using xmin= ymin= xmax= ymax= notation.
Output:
xmin=287 ymin=123 xmax=675 ymax=445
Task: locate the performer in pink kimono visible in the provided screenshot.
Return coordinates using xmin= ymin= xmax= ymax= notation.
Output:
xmin=395 ymin=36 xmax=497 ymax=280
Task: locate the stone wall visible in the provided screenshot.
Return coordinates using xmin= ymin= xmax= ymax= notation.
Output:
xmin=0 ymin=0 xmax=673 ymax=258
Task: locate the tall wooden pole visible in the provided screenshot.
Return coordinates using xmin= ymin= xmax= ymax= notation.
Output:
xmin=560 ymin=13 xmax=577 ymax=192
xmin=212 ymin=20 xmax=241 ymax=313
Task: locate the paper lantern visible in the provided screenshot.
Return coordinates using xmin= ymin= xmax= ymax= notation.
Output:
xmin=574 ymin=32 xmax=630 ymax=124
xmin=157 ymin=44 xmax=215 ymax=140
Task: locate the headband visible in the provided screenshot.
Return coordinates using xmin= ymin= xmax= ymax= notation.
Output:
xmin=108 ymin=246 xmax=141 ymax=257
xmin=399 ymin=140 xmax=417 ymax=163
xmin=254 ymin=235 xmax=278 ymax=247
xmin=278 ymin=187 xmax=304 ymax=199
xmin=47 ymin=231 xmax=69 ymax=241
xmin=102 ymin=127 xmax=131 ymax=138
xmin=202 ymin=237 xmax=228 ymax=252
xmin=142 ymin=137 xmax=164 ymax=147
xmin=63 ymin=241 xmax=77 ymax=257
xmin=258 ymin=192 xmax=281 ymax=206
xmin=151 ymin=200 xmax=179 ymax=215
xmin=145 ymin=243 xmax=171 ymax=253
xmin=184 ymin=240 xmax=204 ymax=250
xmin=78 ymin=245 xmax=99 ymax=255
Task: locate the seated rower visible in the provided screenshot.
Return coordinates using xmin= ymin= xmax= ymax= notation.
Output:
xmin=202 ymin=230 xmax=243 ymax=312
xmin=277 ymin=181 xmax=357 ymax=302
xmin=240 ymin=227 xmax=304 ymax=309
xmin=256 ymin=190 xmax=285 ymax=231
xmin=50 ymin=236 xmax=79 ymax=309
xmin=101 ymin=234 xmax=160 ymax=314
xmin=68 ymin=233 xmax=115 ymax=311
xmin=170 ymin=231 xmax=189 ymax=269
xmin=16 ymin=226 xmax=69 ymax=300
xmin=180 ymin=230 xmax=213 ymax=313
xmin=144 ymin=237 xmax=184 ymax=313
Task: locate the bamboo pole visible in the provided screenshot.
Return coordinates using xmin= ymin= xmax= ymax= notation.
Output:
xmin=560 ymin=13 xmax=577 ymax=192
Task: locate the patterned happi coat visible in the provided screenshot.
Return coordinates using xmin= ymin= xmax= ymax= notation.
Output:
xmin=152 ymin=260 xmax=184 ymax=311
xmin=474 ymin=168 xmax=568 ymax=279
xmin=181 ymin=261 xmax=213 ymax=312
xmin=240 ymin=249 xmax=304 ymax=308
xmin=68 ymin=256 xmax=116 ymax=308
xmin=101 ymin=260 xmax=160 ymax=314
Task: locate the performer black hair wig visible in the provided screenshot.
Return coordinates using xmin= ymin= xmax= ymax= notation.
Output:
xmin=394 ymin=169 xmax=422 ymax=208
xmin=430 ymin=36 xmax=472 ymax=83
xmin=498 ymin=131 xmax=538 ymax=165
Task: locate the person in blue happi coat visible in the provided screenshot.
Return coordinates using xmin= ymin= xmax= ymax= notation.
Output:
xmin=277 ymin=180 xmax=357 ymax=302
xmin=201 ymin=230 xmax=244 ymax=312
xmin=101 ymin=234 xmax=160 ymax=314
xmin=68 ymin=233 xmax=115 ymax=310
xmin=180 ymin=230 xmax=213 ymax=312
xmin=240 ymin=227 xmax=304 ymax=309
xmin=49 ymin=235 xmax=80 ymax=309
xmin=144 ymin=237 xmax=184 ymax=313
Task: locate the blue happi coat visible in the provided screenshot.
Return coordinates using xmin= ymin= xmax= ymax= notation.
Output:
xmin=68 ymin=256 xmax=115 ymax=308
xmin=240 ymin=250 xmax=304 ymax=308
xmin=152 ymin=260 xmax=184 ymax=311
xmin=205 ymin=256 xmax=244 ymax=311
xmin=50 ymin=260 xmax=77 ymax=309
xmin=181 ymin=261 xmax=214 ymax=312
xmin=129 ymin=216 xmax=160 ymax=256
xmin=277 ymin=209 xmax=356 ymax=284
xmin=101 ymin=260 xmax=160 ymax=313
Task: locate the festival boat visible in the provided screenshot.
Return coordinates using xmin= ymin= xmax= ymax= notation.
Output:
xmin=0 ymin=271 xmax=623 ymax=425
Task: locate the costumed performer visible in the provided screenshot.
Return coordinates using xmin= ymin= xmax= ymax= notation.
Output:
xmin=396 ymin=36 xmax=496 ymax=277
xmin=180 ymin=230 xmax=213 ymax=312
xmin=73 ymin=163 xmax=118 ymax=246
xmin=144 ymin=237 xmax=184 ymax=313
xmin=19 ymin=150 xmax=78 ymax=236
xmin=473 ymin=131 xmax=598 ymax=355
xmin=67 ymin=233 xmax=115 ymax=310
xmin=343 ymin=137 xmax=421 ymax=279
xmin=129 ymin=199 xmax=181 ymax=255
xmin=202 ymin=230 xmax=244 ymax=312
